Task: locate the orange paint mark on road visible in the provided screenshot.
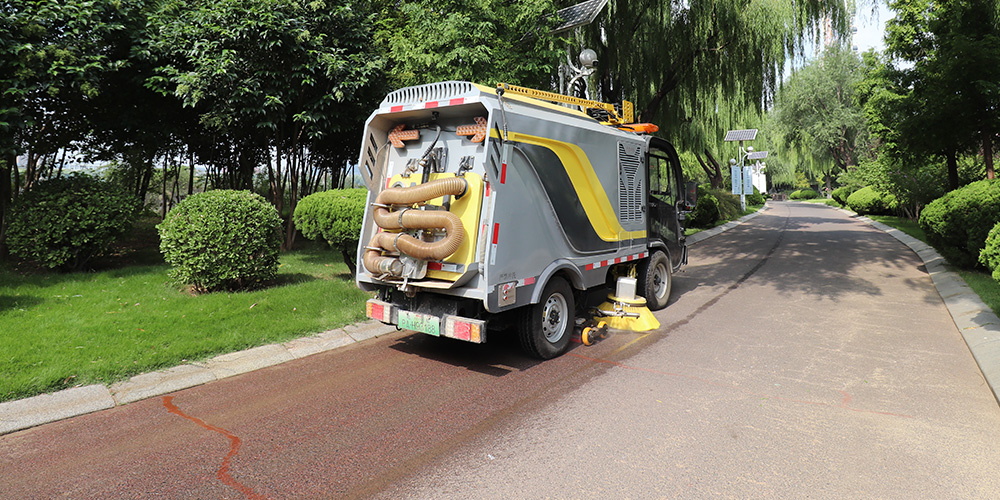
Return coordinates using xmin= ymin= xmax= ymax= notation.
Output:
xmin=568 ymin=353 xmax=913 ymax=419
xmin=162 ymin=396 xmax=268 ymax=500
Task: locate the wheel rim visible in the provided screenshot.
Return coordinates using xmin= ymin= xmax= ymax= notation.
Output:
xmin=652 ymin=262 xmax=670 ymax=300
xmin=541 ymin=293 xmax=569 ymax=343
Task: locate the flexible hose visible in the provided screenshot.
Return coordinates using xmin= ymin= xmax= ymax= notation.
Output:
xmin=363 ymin=177 xmax=469 ymax=277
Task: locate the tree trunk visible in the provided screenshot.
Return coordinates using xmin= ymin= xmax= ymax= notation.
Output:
xmin=187 ymin=150 xmax=195 ymax=196
xmin=161 ymin=155 xmax=169 ymax=218
xmin=702 ymin=149 xmax=725 ymax=189
xmin=340 ymin=245 xmax=357 ymax=276
xmin=984 ymin=129 xmax=996 ymax=180
xmin=0 ymin=152 xmax=14 ymax=260
xmin=945 ymin=150 xmax=959 ymax=190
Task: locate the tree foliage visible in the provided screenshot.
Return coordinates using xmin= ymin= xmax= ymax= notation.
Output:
xmin=859 ymin=0 xmax=1000 ymax=191
xmin=579 ymin=0 xmax=846 ymax=152
xmin=377 ymin=0 xmax=560 ymax=89
xmin=771 ymin=46 xmax=867 ymax=192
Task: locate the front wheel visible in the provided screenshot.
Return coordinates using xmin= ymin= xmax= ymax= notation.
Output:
xmin=517 ymin=277 xmax=575 ymax=359
xmin=638 ymin=251 xmax=672 ymax=310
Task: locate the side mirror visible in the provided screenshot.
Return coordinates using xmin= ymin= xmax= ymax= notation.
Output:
xmin=684 ymin=181 xmax=698 ymax=209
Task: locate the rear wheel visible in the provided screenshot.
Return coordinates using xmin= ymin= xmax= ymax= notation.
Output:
xmin=638 ymin=250 xmax=672 ymax=310
xmin=517 ymin=277 xmax=574 ymax=359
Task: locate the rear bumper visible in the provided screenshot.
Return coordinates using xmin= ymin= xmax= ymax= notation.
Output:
xmin=366 ymin=299 xmax=487 ymax=343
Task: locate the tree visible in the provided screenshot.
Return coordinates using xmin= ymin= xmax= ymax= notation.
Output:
xmin=578 ymin=1 xmax=847 ymax=150
xmin=144 ymin=0 xmax=386 ymax=248
xmin=0 ymin=0 xmax=134 ymax=256
xmin=771 ymin=46 xmax=868 ymax=193
xmin=861 ymin=0 xmax=1000 ymax=192
xmin=376 ymin=0 xmax=560 ymax=90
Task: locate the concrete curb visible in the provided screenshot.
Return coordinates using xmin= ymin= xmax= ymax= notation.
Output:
xmin=0 ymin=320 xmax=397 ymax=435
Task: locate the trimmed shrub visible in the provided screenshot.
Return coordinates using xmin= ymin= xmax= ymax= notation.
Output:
xmin=789 ymin=188 xmax=820 ymax=200
xmin=713 ymin=188 xmax=742 ymax=220
xmin=831 ymin=186 xmax=854 ymax=206
xmin=920 ymin=178 xmax=1000 ymax=269
xmin=846 ymin=186 xmax=899 ymax=215
xmin=6 ymin=175 xmax=138 ymax=271
xmin=157 ymin=190 xmax=282 ymax=292
xmin=294 ymin=188 xmax=367 ymax=274
xmin=981 ymin=222 xmax=1000 ymax=282
xmin=688 ymin=192 xmax=720 ymax=228
xmin=746 ymin=186 xmax=766 ymax=206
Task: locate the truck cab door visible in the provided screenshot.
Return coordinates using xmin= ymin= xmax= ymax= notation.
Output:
xmin=646 ymin=138 xmax=685 ymax=269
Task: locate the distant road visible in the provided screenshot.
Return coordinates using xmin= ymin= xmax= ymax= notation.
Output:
xmin=3 ymin=202 xmax=998 ymax=499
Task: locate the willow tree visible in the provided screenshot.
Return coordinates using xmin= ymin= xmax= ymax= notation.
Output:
xmin=771 ymin=45 xmax=867 ymax=193
xmin=579 ymin=0 xmax=848 ymax=154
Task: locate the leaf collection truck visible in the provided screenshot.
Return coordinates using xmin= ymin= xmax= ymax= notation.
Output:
xmin=356 ymin=81 xmax=690 ymax=359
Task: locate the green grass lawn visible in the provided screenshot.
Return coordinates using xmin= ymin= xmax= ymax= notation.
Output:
xmin=0 ymin=244 xmax=370 ymax=402
xmin=866 ymin=215 xmax=1000 ymax=317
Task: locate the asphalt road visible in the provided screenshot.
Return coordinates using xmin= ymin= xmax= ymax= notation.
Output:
xmin=3 ymin=201 xmax=999 ymax=498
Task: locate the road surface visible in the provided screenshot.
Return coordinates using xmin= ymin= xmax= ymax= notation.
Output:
xmin=2 ymin=202 xmax=998 ymax=498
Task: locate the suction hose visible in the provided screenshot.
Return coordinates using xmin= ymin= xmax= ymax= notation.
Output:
xmin=363 ymin=177 xmax=468 ymax=277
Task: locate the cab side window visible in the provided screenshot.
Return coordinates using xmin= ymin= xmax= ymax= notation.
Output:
xmin=648 ymin=151 xmax=677 ymax=206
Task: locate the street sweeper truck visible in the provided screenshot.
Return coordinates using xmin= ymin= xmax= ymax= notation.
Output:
xmin=356 ymin=81 xmax=691 ymax=359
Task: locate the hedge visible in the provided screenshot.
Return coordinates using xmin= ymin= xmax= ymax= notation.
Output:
xmin=6 ymin=175 xmax=138 ymax=271
xmin=831 ymin=186 xmax=854 ymax=206
xmin=981 ymin=222 xmax=1000 ymax=282
xmin=846 ymin=186 xmax=899 ymax=216
xmin=294 ymin=188 xmax=367 ymax=274
xmin=789 ymin=188 xmax=820 ymax=200
xmin=920 ymin=178 xmax=1000 ymax=269
xmin=158 ymin=190 xmax=282 ymax=292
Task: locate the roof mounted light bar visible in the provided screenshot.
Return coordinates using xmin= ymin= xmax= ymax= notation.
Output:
xmin=496 ymin=83 xmax=634 ymax=125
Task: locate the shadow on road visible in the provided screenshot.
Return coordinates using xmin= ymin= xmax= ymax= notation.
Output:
xmin=674 ymin=202 xmax=940 ymax=305
xmin=388 ymin=330 xmax=550 ymax=377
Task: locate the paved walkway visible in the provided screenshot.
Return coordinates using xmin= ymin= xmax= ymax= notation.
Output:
xmin=2 ymin=202 xmax=998 ymax=435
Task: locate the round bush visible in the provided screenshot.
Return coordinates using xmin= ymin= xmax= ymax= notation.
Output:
xmin=846 ymin=186 xmax=899 ymax=216
xmin=6 ymin=175 xmax=138 ymax=271
xmin=157 ymin=190 xmax=282 ymax=292
xmin=789 ymin=188 xmax=820 ymax=200
xmin=688 ymin=192 xmax=720 ymax=228
xmin=294 ymin=188 xmax=367 ymax=274
xmin=746 ymin=186 xmax=766 ymax=206
xmin=981 ymin=222 xmax=1000 ymax=282
xmin=831 ymin=186 xmax=854 ymax=206
xmin=920 ymin=178 xmax=1000 ymax=269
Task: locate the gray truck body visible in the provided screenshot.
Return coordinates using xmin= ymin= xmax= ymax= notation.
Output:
xmin=356 ymin=81 xmax=686 ymax=352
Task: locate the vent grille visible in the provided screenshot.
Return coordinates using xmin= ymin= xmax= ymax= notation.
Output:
xmin=383 ymin=81 xmax=477 ymax=106
xmin=618 ymin=142 xmax=643 ymax=222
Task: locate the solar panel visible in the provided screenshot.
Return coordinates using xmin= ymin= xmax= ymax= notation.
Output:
xmin=746 ymin=151 xmax=769 ymax=160
xmin=724 ymin=129 xmax=758 ymax=142
xmin=550 ymin=0 xmax=608 ymax=34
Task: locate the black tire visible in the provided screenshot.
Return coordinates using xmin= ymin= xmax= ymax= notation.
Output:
xmin=638 ymin=250 xmax=672 ymax=310
xmin=517 ymin=277 xmax=575 ymax=359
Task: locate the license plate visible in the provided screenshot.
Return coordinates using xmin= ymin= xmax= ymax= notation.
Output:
xmin=397 ymin=310 xmax=441 ymax=336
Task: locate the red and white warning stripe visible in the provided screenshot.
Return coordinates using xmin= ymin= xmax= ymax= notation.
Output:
xmin=489 ymin=222 xmax=500 ymax=265
xmin=383 ymin=97 xmax=475 ymax=114
xmin=584 ymin=251 xmax=648 ymax=271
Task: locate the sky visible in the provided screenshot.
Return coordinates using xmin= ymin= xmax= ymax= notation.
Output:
xmin=852 ymin=0 xmax=894 ymax=53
